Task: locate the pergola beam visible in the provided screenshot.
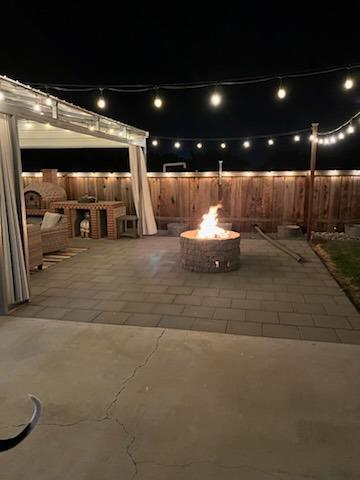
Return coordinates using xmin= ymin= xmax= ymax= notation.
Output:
xmin=0 ymin=75 xmax=148 ymax=148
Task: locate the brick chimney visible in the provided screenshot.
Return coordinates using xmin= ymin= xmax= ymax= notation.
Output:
xmin=42 ymin=169 xmax=58 ymax=184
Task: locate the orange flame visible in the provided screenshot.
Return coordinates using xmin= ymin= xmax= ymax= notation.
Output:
xmin=197 ymin=204 xmax=229 ymax=239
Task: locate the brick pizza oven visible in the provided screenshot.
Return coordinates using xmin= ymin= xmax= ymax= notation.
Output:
xmin=24 ymin=169 xmax=67 ymax=216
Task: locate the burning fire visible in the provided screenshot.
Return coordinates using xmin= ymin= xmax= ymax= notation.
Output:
xmin=197 ymin=204 xmax=229 ymax=239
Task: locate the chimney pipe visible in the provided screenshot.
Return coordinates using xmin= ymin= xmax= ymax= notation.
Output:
xmin=42 ymin=169 xmax=58 ymax=184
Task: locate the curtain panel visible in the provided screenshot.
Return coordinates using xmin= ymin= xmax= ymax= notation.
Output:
xmin=129 ymin=145 xmax=157 ymax=235
xmin=0 ymin=114 xmax=29 ymax=312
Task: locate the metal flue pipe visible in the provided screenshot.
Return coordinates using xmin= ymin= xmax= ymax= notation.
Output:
xmin=163 ymin=162 xmax=187 ymax=172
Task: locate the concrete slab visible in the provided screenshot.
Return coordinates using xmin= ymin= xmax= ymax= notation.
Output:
xmin=0 ymin=316 xmax=360 ymax=479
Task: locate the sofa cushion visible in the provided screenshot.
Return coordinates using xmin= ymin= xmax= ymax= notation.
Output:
xmin=41 ymin=212 xmax=62 ymax=230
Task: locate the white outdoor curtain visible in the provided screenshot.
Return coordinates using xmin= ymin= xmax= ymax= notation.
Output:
xmin=129 ymin=145 xmax=157 ymax=235
xmin=0 ymin=114 xmax=29 ymax=310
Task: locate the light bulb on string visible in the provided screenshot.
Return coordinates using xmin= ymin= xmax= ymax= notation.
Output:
xmin=318 ymin=138 xmax=324 ymax=144
xmin=338 ymin=132 xmax=345 ymax=140
xmin=220 ymin=142 xmax=226 ymax=149
xmin=268 ymin=138 xmax=274 ymax=146
xmin=174 ymin=141 xmax=181 ymax=149
xmin=97 ymin=89 xmax=106 ymax=109
xmin=33 ymin=103 xmax=41 ymax=112
xmin=276 ymin=79 xmax=287 ymax=100
xmin=324 ymin=138 xmax=330 ymax=145
xmin=196 ymin=142 xmax=203 ymax=149
xmin=344 ymin=77 xmax=354 ymax=90
xmin=330 ymin=136 xmax=337 ymax=144
xmin=347 ymin=124 xmax=355 ymax=134
xmin=294 ymin=135 xmax=300 ymax=142
xmin=45 ymin=97 xmax=52 ymax=107
xmin=153 ymin=89 xmax=163 ymax=109
xmin=243 ymin=140 xmax=250 ymax=149
xmin=210 ymin=88 xmax=222 ymax=107
xmin=0 ymin=91 xmax=4 ymax=101
xmin=152 ymin=139 xmax=158 ymax=146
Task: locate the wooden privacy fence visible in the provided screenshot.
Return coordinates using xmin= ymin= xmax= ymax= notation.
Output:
xmin=23 ymin=171 xmax=360 ymax=232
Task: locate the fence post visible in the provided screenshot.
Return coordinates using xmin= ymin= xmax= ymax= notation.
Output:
xmin=306 ymin=123 xmax=319 ymax=241
xmin=218 ymin=160 xmax=223 ymax=202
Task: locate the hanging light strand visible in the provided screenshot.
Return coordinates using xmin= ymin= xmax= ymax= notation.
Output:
xmin=150 ymin=110 xmax=360 ymax=148
xmin=28 ymin=63 xmax=360 ymax=92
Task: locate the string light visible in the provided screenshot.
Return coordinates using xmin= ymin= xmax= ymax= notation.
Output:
xmin=276 ymin=79 xmax=287 ymax=100
xmin=97 ymin=89 xmax=106 ymax=109
xmin=145 ymin=110 xmax=360 ymax=152
xmin=153 ymin=95 xmax=163 ymax=109
xmin=33 ymin=63 xmax=360 ymax=93
xmin=152 ymin=139 xmax=158 ymax=146
xmin=210 ymin=90 xmax=222 ymax=107
xmin=109 ymin=128 xmax=114 ymax=134
xmin=89 ymin=125 xmax=95 ymax=131
xmin=344 ymin=77 xmax=354 ymax=90
xmin=0 ymin=91 xmax=5 ymax=101
xmin=21 ymin=64 xmax=360 ymax=122
xmin=151 ymin=116 xmax=357 ymax=151
xmin=33 ymin=103 xmax=41 ymax=112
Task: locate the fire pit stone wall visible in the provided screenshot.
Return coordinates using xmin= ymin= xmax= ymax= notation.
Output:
xmin=180 ymin=230 xmax=240 ymax=273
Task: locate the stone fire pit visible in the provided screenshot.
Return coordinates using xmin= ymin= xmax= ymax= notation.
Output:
xmin=180 ymin=230 xmax=240 ymax=273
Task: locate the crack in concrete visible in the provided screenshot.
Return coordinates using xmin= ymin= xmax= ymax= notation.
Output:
xmin=114 ymin=419 xmax=137 ymax=479
xmin=1 ymin=329 xmax=165 ymax=479
xmin=105 ymin=329 xmax=166 ymax=418
xmin=109 ymin=329 xmax=165 ymax=479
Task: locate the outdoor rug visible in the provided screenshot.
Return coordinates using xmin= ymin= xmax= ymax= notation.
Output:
xmin=31 ymin=247 xmax=88 ymax=272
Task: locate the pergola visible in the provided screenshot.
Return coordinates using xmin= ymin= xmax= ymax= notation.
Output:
xmin=0 ymin=75 xmax=157 ymax=314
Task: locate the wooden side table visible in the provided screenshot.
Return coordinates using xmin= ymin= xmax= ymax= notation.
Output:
xmin=117 ymin=215 xmax=139 ymax=238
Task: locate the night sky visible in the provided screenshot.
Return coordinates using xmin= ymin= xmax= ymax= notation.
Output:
xmin=2 ymin=4 xmax=360 ymax=172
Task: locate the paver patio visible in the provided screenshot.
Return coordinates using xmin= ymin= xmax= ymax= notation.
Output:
xmin=10 ymin=236 xmax=360 ymax=344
